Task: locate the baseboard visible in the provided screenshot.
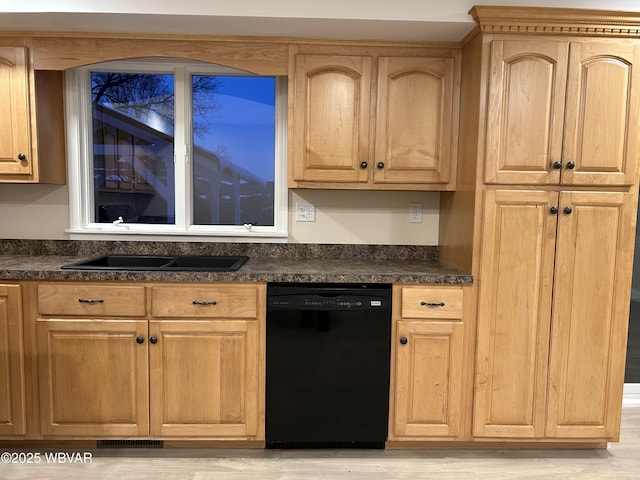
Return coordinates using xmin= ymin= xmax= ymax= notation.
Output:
xmin=623 ymin=383 xmax=640 ymax=407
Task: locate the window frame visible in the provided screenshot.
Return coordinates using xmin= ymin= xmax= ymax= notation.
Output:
xmin=65 ymin=59 xmax=288 ymax=240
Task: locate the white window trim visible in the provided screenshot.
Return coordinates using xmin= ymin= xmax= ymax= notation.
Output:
xmin=65 ymin=60 xmax=288 ymax=241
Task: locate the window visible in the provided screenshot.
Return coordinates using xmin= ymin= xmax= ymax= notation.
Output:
xmin=65 ymin=59 xmax=287 ymax=238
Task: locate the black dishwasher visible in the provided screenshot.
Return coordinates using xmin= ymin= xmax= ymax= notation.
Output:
xmin=266 ymin=283 xmax=392 ymax=448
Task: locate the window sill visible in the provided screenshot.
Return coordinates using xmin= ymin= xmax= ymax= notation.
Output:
xmin=66 ymin=228 xmax=288 ymax=243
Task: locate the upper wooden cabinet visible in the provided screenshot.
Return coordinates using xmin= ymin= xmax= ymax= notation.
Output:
xmin=290 ymin=53 xmax=459 ymax=190
xmin=0 ymin=46 xmax=65 ymax=184
xmin=484 ymin=39 xmax=640 ymax=186
xmin=0 ymin=47 xmax=31 ymax=178
xmin=374 ymin=57 xmax=456 ymax=186
xmin=291 ymin=55 xmax=371 ymax=185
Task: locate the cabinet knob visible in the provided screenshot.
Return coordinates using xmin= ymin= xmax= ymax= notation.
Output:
xmin=149 ymin=336 xmax=158 ymax=344
xmin=136 ymin=336 xmax=145 ymax=344
xmin=377 ymin=162 xmax=385 ymax=169
xmin=360 ymin=161 xmax=368 ymax=169
xmin=550 ymin=206 xmax=559 ymax=215
xmin=564 ymin=206 xmax=573 ymax=214
xmin=17 ymin=152 xmax=26 ymax=161
xmin=566 ymin=161 xmax=576 ymax=169
xmin=399 ymin=337 xmax=408 ymax=345
xmin=552 ymin=161 xmax=562 ymax=169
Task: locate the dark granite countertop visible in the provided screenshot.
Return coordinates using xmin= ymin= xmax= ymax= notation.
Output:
xmin=0 ymin=241 xmax=472 ymax=284
xmin=0 ymin=255 xmax=470 ymax=284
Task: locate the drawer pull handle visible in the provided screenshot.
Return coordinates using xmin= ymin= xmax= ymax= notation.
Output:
xmin=78 ymin=298 xmax=104 ymax=304
xmin=421 ymin=301 xmax=445 ymax=307
xmin=192 ymin=300 xmax=217 ymax=306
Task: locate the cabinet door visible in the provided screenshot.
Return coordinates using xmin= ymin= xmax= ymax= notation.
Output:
xmin=391 ymin=320 xmax=463 ymax=438
xmin=374 ymin=57 xmax=455 ymax=186
xmin=0 ymin=284 xmax=25 ymax=435
xmin=0 ymin=47 xmax=32 ymax=176
xmin=546 ymin=191 xmax=634 ymax=439
xmin=484 ymin=40 xmax=568 ymax=185
xmin=562 ymin=42 xmax=640 ymax=186
xmin=473 ymin=190 xmax=558 ymax=438
xmin=291 ymin=55 xmax=372 ymax=183
xmin=37 ymin=319 xmax=149 ymax=437
xmin=149 ymin=320 xmax=263 ymax=439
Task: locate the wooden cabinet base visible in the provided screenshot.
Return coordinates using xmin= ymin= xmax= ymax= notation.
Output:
xmin=385 ymin=440 xmax=609 ymax=449
xmin=0 ymin=439 xmax=266 ymax=448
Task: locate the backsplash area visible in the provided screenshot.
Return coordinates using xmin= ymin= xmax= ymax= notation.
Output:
xmin=0 ymin=239 xmax=438 ymax=261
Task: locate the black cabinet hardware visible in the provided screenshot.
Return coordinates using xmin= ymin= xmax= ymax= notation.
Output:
xmin=421 ymin=301 xmax=445 ymax=307
xmin=78 ymin=298 xmax=104 ymax=303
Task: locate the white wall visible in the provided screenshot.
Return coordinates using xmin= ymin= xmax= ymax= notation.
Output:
xmin=0 ymin=184 xmax=70 ymax=239
xmin=289 ymin=190 xmax=439 ymax=245
xmin=0 ymin=184 xmax=439 ymax=244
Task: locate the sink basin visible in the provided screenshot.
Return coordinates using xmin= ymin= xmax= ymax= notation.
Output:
xmin=61 ymin=254 xmax=249 ymax=272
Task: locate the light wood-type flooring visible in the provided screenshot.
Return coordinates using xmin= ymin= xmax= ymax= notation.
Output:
xmin=2 ymin=408 xmax=639 ymax=480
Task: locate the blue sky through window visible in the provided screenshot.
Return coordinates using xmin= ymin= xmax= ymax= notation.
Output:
xmin=193 ymin=75 xmax=276 ymax=182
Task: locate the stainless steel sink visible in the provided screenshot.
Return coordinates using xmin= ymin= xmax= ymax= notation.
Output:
xmin=61 ymin=254 xmax=249 ymax=272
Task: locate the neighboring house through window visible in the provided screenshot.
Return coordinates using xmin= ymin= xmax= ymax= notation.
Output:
xmin=65 ymin=59 xmax=287 ymax=239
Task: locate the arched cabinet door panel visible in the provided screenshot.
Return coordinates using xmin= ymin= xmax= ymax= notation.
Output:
xmin=484 ymin=40 xmax=568 ymax=185
xmin=484 ymin=39 xmax=640 ymax=187
xmin=0 ymin=47 xmax=32 ymax=177
xmin=562 ymin=42 xmax=640 ymax=186
xmin=374 ymin=57 xmax=456 ymax=185
xmin=291 ymin=54 xmax=372 ymax=184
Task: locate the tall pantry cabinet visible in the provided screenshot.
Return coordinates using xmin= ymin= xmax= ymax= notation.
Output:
xmin=463 ymin=7 xmax=640 ymax=441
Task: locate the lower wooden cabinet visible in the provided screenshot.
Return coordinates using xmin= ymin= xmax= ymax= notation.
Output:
xmin=33 ymin=282 xmax=265 ymax=440
xmin=0 ymin=284 xmax=25 ymax=436
xmin=389 ymin=285 xmax=465 ymax=440
xmin=149 ymin=320 xmax=262 ymax=438
xmin=473 ymin=190 xmax=634 ymax=440
xmin=36 ymin=319 xmax=150 ymax=437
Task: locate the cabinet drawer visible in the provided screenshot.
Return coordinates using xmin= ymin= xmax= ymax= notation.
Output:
xmin=151 ymin=284 xmax=259 ymax=319
xmin=400 ymin=286 xmax=463 ymax=319
xmin=38 ymin=284 xmax=146 ymax=317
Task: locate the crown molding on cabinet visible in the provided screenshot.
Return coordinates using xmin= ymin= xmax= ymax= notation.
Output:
xmin=470 ymin=5 xmax=640 ymax=38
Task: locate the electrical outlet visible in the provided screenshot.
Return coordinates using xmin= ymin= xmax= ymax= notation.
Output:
xmin=296 ymin=202 xmax=316 ymax=222
xmin=409 ymin=202 xmax=423 ymax=223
